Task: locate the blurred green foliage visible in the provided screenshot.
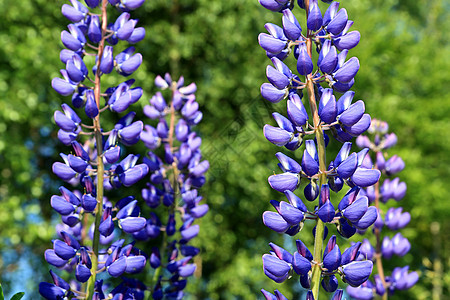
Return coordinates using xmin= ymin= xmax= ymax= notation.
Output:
xmin=0 ymin=0 xmax=448 ymax=299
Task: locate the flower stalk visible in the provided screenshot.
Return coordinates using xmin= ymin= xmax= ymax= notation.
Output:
xmin=85 ymin=2 xmax=108 ymax=297
xmin=305 ymin=78 xmax=326 ymax=299
xmin=259 ymin=0 xmax=383 ymax=298
xmin=345 ymin=120 xmax=418 ymax=299
xmin=41 ymin=0 xmax=151 ymax=298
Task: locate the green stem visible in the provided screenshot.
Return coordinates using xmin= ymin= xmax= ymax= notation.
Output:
xmin=85 ymin=1 xmax=108 ymax=298
xmin=86 ymin=124 xmax=104 ymax=299
xmin=373 ymin=158 xmax=388 ymax=300
xmin=303 ymin=0 xmax=328 ymax=287
xmin=148 ymin=83 xmax=179 ymax=299
xmin=307 ymin=75 xmax=327 ymax=300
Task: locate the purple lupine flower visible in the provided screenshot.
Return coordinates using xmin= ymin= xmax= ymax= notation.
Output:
xmin=258 ymin=1 xmax=381 ymax=299
xmin=348 ymin=119 xmax=416 ymax=299
xmin=137 ymin=74 xmax=208 ymax=297
xmin=41 ymin=1 xmax=153 ymax=299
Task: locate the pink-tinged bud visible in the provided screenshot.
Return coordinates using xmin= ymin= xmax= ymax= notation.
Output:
xmin=318 ymin=200 xmax=335 ymax=223
xmin=51 ymin=195 xmax=75 ymax=216
xmin=341 ymin=242 xmax=361 ymax=265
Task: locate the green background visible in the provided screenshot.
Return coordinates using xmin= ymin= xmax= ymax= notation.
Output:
xmin=0 ymin=0 xmax=449 ymax=298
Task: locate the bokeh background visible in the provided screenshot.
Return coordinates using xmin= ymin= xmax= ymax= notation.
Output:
xmin=0 ymin=0 xmax=449 ymax=298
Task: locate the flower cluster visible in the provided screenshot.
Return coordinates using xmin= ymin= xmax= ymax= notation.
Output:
xmin=137 ymin=74 xmax=209 ymax=298
xmin=258 ymin=0 xmax=382 ymax=298
xmin=345 ymin=119 xmax=418 ymax=299
xmin=40 ymin=0 xmax=151 ymax=298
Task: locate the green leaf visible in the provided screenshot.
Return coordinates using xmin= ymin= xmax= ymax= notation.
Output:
xmin=0 ymin=284 xmax=4 ymax=300
xmin=10 ymin=293 xmax=24 ymax=300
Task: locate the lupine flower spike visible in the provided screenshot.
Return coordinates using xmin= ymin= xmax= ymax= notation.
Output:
xmin=41 ymin=0 xmax=150 ymax=298
xmin=140 ymin=74 xmax=209 ymax=298
xmin=346 ymin=119 xmax=418 ymax=299
xmin=259 ymin=0 xmax=379 ymax=299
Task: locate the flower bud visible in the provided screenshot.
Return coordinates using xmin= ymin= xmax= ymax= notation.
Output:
xmin=307 ymin=0 xmax=323 ymax=31
xmin=342 ymin=260 xmax=373 ymax=287
xmin=282 ymin=9 xmax=302 ymax=40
